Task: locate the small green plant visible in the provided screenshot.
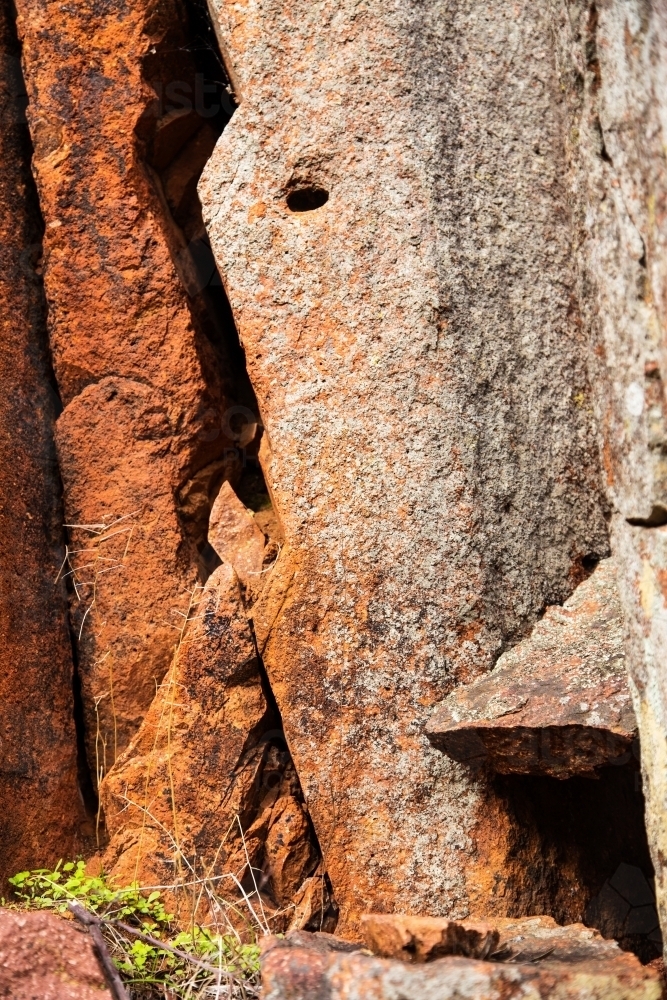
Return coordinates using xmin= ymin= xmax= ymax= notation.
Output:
xmin=9 ymin=861 xmax=172 ymax=924
xmin=10 ymin=862 xmax=260 ymax=999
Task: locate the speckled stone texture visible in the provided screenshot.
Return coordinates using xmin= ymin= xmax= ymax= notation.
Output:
xmin=548 ymin=0 xmax=667 ymax=955
xmin=260 ymin=920 xmax=662 ymax=1000
xmin=0 ymin=0 xmax=84 ymax=878
xmin=427 ymin=558 xmax=636 ymax=777
xmin=200 ymin=0 xmax=609 ymax=932
xmin=0 ymin=909 xmax=111 ymax=999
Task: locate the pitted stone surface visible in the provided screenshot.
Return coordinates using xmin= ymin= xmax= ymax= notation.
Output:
xmin=201 ymin=0 xmax=608 ymax=931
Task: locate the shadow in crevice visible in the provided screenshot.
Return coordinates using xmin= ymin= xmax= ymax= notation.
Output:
xmin=494 ymin=760 xmax=661 ymax=963
xmin=136 ymin=0 xmax=265 ymax=564
xmin=137 ymin=0 xmax=254 ymax=409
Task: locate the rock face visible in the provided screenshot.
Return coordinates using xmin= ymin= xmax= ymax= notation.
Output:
xmin=5 ymin=0 xmax=667 ymax=975
xmin=0 ymin=909 xmax=111 ymax=999
xmin=0 ymin=0 xmax=84 ymax=878
xmin=427 ymin=559 xmax=637 ymax=777
xmin=260 ymin=919 xmax=662 ymax=1000
xmin=12 ymin=0 xmax=244 ymax=779
xmin=200 ymin=0 xmax=609 ymax=931
xmin=547 ymin=0 xmax=667 ymax=954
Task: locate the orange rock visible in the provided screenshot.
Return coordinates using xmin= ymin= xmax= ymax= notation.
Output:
xmin=13 ymin=0 xmax=241 ymax=778
xmin=0 ymin=0 xmax=84 ymax=877
xmin=100 ymin=561 xmax=320 ymax=926
xmin=360 ymin=913 xmax=499 ymax=962
xmin=263 ymin=794 xmax=318 ymax=907
xmin=0 ymin=909 xmax=111 ymax=1000
xmin=427 ymin=559 xmax=636 ymax=778
xmin=100 ymin=562 xmax=267 ymax=887
xmin=209 ymin=480 xmax=266 ymax=598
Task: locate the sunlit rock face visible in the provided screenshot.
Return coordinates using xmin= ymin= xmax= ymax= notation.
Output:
xmin=200 ymin=0 xmax=608 ymax=934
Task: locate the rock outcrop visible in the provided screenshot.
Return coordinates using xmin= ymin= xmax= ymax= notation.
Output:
xmin=200 ymin=0 xmax=609 ymax=932
xmin=5 ymin=0 xmax=667 ymax=979
xmin=427 ymin=559 xmax=637 ymax=778
xmin=548 ymin=0 xmax=667 ymax=952
xmin=0 ymin=0 xmax=84 ymax=878
xmin=0 ymin=909 xmax=111 ymax=1000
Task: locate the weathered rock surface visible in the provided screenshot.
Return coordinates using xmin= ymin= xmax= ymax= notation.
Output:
xmin=201 ymin=0 xmax=609 ymax=931
xmin=360 ymin=914 xmax=499 ymax=962
xmin=100 ymin=559 xmax=320 ymax=926
xmin=0 ymin=909 xmax=111 ymax=999
xmin=548 ymin=0 xmax=667 ymax=954
xmin=427 ymin=559 xmax=636 ymax=777
xmin=261 ymin=919 xmax=662 ymax=1000
xmin=209 ymin=479 xmax=266 ymax=600
xmin=7 ymin=0 xmax=667 ymax=971
xmin=0 ymin=0 xmax=84 ymax=877
xmin=13 ymin=0 xmax=242 ymax=778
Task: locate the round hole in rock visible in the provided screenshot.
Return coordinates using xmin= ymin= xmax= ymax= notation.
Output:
xmin=286 ymin=185 xmax=329 ymax=212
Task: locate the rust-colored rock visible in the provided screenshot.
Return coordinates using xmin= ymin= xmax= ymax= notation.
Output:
xmin=360 ymin=914 xmax=498 ymax=962
xmin=209 ymin=479 xmax=266 ymax=598
xmin=13 ymin=0 xmax=241 ymax=779
xmin=0 ymin=909 xmax=111 ymax=999
xmin=9 ymin=0 xmax=667 ymax=971
xmin=200 ymin=0 xmax=609 ymax=932
xmin=261 ymin=920 xmax=661 ymax=1000
xmin=100 ymin=559 xmax=319 ymax=925
xmin=0 ymin=0 xmax=84 ymax=877
xmin=427 ymin=559 xmax=636 ymax=777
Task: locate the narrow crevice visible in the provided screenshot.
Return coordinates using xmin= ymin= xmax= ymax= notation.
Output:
xmin=136 ymin=0 xmax=265 ymax=569
xmin=137 ymin=0 xmax=253 ymax=407
xmin=132 ymin=0 xmax=334 ymax=923
xmin=228 ymin=656 xmax=338 ymax=931
xmin=70 ymin=635 xmax=101 ymax=833
xmin=6 ymin=0 xmax=99 ymax=835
